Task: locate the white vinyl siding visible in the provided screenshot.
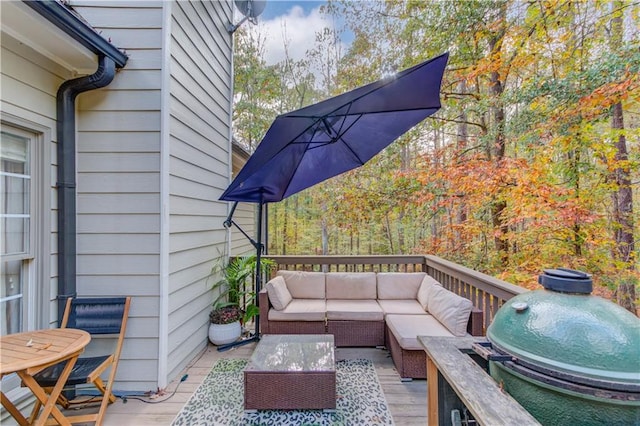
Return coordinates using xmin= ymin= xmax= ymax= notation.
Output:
xmin=1 ymin=0 xmax=234 ymax=396
xmin=229 ymin=148 xmax=256 ymax=257
xmin=166 ymin=0 xmax=233 ymax=380
xmin=70 ymin=0 xmax=164 ymax=391
xmin=0 ymin=34 xmax=60 ymax=329
xmin=0 ymin=29 xmax=56 ymax=414
xmin=230 ymin=202 xmax=256 ymax=256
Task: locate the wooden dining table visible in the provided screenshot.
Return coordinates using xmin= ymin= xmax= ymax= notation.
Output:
xmin=0 ymin=328 xmax=91 ymax=426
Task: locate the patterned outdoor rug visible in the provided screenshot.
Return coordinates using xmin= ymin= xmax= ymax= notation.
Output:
xmin=172 ymin=358 xmax=394 ymax=425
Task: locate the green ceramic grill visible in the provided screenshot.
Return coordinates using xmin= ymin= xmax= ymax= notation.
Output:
xmin=485 ymin=268 xmax=640 ymax=425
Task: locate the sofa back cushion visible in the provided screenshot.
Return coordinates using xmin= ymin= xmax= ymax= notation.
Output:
xmin=276 ymin=270 xmax=325 ymax=299
xmin=265 ymin=276 xmax=293 ymax=310
xmin=418 ymin=275 xmax=442 ymax=310
xmin=326 ymin=272 xmax=377 ymax=299
xmin=377 ymin=272 xmax=426 ymax=300
xmin=427 ymin=285 xmax=473 ymax=337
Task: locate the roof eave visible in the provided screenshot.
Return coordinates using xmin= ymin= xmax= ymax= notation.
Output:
xmin=24 ymin=0 xmax=127 ymax=68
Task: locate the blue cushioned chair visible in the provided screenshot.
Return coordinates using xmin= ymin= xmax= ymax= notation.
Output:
xmin=30 ymin=297 xmax=131 ymax=425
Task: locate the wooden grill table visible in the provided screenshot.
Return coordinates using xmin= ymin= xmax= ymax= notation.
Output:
xmin=244 ymin=334 xmax=336 ymax=411
xmin=0 ymin=328 xmax=91 ymax=426
xmin=419 ymin=336 xmax=540 ymax=426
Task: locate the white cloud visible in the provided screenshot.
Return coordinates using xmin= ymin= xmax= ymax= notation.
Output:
xmin=252 ymin=5 xmax=334 ymax=65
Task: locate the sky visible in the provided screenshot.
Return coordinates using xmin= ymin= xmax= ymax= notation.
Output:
xmin=237 ymin=0 xmax=350 ymax=67
xmin=260 ymin=0 xmax=326 ymax=20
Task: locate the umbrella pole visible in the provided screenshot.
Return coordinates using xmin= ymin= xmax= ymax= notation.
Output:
xmin=217 ymin=201 xmax=264 ymax=352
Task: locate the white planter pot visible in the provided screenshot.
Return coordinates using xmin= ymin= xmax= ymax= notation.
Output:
xmin=208 ymin=321 xmax=241 ymax=345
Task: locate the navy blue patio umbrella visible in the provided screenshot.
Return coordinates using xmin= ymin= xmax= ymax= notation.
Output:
xmin=221 ymin=52 xmax=448 ymax=203
xmin=218 ymin=52 xmax=448 ymax=350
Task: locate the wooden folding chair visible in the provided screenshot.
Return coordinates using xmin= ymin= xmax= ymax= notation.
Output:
xmin=30 ymin=297 xmax=131 ymax=425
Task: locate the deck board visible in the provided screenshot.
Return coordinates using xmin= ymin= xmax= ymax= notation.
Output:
xmin=61 ymin=343 xmax=428 ymax=425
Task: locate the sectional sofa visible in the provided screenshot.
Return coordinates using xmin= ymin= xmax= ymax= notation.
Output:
xmin=259 ymin=270 xmax=483 ymax=379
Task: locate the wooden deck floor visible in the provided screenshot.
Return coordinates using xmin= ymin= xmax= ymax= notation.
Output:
xmin=99 ymin=342 xmax=428 ymax=425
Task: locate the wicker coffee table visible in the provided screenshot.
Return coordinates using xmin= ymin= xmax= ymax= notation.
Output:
xmin=244 ymin=334 xmax=336 ymax=411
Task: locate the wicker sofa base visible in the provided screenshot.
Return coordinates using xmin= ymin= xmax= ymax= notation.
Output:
xmin=244 ymin=335 xmax=336 ymax=410
xmin=386 ymin=324 xmax=426 ymax=379
xmin=266 ymin=320 xmax=326 ymax=335
xmin=265 ymin=320 xmax=384 ymax=347
xmin=244 ymin=371 xmax=336 ymax=410
xmin=327 ymin=320 xmax=384 ymax=347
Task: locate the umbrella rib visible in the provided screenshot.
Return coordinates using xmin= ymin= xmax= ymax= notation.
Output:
xmin=288 ymin=101 xmax=355 ymax=147
xmin=281 ymin=110 xmax=364 ymax=198
xmin=307 ymin=113 xmax=366 ymax=164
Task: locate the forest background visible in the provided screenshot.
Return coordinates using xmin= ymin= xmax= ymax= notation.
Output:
xmin=231 ymin=0 xmax=640 ymax=313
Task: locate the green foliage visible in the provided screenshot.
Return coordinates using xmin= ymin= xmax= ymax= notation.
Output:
xmin=209 ymin=306 xmax=243 ymax=325
xmin=234 ymin=1 xmax=639 ymax=310
xmin=211 ymin=255 xmax=275 ymax=324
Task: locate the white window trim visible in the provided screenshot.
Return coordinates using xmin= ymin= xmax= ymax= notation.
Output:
xmin=1 ymin=114 xmax=52 ymax=402
xmin=1 ymin=113 xmax=52 ymax=330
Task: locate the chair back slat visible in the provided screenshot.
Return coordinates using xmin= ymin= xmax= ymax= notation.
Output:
xmin=66 ymin=297 xmax=127 ymax=335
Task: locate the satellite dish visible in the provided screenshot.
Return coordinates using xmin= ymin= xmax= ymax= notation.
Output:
xmin=228 ymin=0 xmax=267 ymax=33
xmin=235 ymin=0 xmax=266 ymax=21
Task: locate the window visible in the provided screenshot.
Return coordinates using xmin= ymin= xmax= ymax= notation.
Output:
xmin=1 ymin=127 xmax=34 ymax=335
xmin=1 ymin=114 xmax=50 ymax=399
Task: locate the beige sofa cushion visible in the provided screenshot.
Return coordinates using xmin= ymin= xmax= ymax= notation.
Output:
xmin=427 ymin=286 xmax=473 ymax=337
xmin=417 ymin=275 xmax=442 ymax=310
xmin=326 ymin=299 xmax=384 ymax=321
xmin=377 ymin=299 xmax=427 ymax=316
xmin=377 ymin=272 xmax=426 ymax=300
xmin=326 ymin=272 xmax=377 ymax=299
xmin=265 ymin=276 xmax=292 ymax=311
xmin=268 ymin=299 xmax=326 ymax=321
xmin=386 ymin=314 xmax=454 ymax=350
xmin=277 ymin=270 xmax=326 ymax=299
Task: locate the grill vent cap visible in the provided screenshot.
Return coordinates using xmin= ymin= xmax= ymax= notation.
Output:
xmin=538 ymin=268 xmax=592 ymax=294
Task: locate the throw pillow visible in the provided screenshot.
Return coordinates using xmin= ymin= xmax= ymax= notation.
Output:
xmin=427 ymin=285 xmax=473 ymax=337
xmin=266 ymin=276 xmax=292 ymax=311
xmin=417 ymin=275 xmax=442 ymax=310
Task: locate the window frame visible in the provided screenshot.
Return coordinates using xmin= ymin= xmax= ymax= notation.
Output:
xmin=1 ymin=114 xmax=52 ymax=397
xmin=1 ymin=113 xmax=52 ymax=332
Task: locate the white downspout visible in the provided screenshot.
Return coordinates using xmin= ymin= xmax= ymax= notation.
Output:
xmin=157 ymin=0 xmax=173 ymax=390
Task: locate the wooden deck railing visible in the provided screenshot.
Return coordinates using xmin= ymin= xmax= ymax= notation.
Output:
xmin=424 ymin=255 xmax=526 ymax=331
xmin=265 ymin=255 xmax=428 ymax=273
xmin=262 ymin=254 xmax=526 ymax=332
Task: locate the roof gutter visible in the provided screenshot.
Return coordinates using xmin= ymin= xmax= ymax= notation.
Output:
xmin=24 ymin=0 xmax=128 ymax=323
xmin=24 ymin=1 xmax=127 ymax=68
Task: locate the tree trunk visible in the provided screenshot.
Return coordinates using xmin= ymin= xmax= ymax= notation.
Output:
xmin=282 ymin=199 xmax=288 ymax=255
xmin=488 ymin=3 xmax=508 ymax=265
xmin=384 ymin=214 xmax=395 ymax=254
xmin=611 ymin=1 xmax=635 ymax=313
xmin=397 ymin=208 xmax=405 ymax=254
xmin=321 ymin=201 xmax=329 ymax=255
xmin=567 ymin=149 xmax=583 ymax=257
xmin=611 ymin=105 xmax=635 ymax=311
xmin=456 ymin=80 xmax=469 ymax=241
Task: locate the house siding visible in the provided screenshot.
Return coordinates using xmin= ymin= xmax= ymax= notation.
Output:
xmin=0 ymin=33 xmax=63 ymax=328
xmin=230 ymin=147 xmax=257 ymax=256
xmin=166 ymin=0 xmax=233 ymax=381
xmin=1 ymin=0 xmax=234 ymax=396
xmin=230 ymin=202 xmax=257 ymax=256
xmin=70 ymin=0 xmax=164 ymax=391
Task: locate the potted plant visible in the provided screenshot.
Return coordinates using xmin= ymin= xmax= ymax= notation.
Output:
xmin=208 ymin=305 xmax=244 ymax=345
xmin=208 ymin=255 xmax=274 ymax=345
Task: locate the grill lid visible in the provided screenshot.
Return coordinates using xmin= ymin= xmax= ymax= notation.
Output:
xmin=487 ymin=270 xmax=640 ymax=389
